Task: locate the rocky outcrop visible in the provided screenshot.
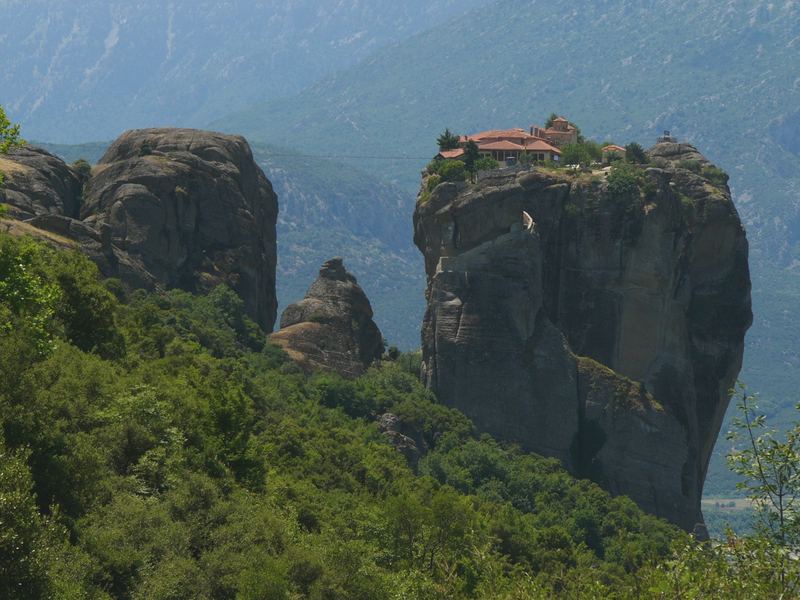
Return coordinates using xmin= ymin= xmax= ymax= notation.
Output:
xmin=270 ymin=258 xmax=383 ymax=378
xmin=413 ymin=143 xmax=752 ymax=531
xmin=377 ymin=413 xmax=427 ymax=468
xmin=0 ymin=129 xmax=279 ymax=332
xmin=0 ymin=146 xmax=83 ymax=219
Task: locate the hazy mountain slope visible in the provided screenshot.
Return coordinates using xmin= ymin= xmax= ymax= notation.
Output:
xmin=255 ymin=144 xmax=424 ymax=350
xmin=41 ymin=140 xmax=424 ymax=349
xmin=2 ymin=0 xmax=482 ymax=142
xmin=215 ymin=0 xmax=800 ymax=495
xmin=217 ymin=0 xmax=799 ymax=233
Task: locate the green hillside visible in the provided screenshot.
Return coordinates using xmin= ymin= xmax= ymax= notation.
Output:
xmin=0 ymin=232 xmax=684 ymax=598
xmin=213 ymin=0 xmax=800 ymax=495
xmin=5 ymin=231 xmax=798 ymax=598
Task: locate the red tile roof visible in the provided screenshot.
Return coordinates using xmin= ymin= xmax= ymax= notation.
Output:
xmin=478 ymin=140 xmax=527 ymax=151
xmin=438 ymin=148 xmax=466 ymax=159
xmin=524 ymin=140 xmax=562 ymax=154
xmin=462 ymin=128 xmax=531 ymax=142
xmin=602 ymin=144 xmax=626 ymax=153
xmin=457 ymin=126 xmax=565 ymax=155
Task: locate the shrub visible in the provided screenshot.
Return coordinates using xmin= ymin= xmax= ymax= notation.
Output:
xmin=606 ymin=162 xmax=642 ymax=202
xmin=425 ymin=174 xmax=442 ymax=193
xmin=438 ymin=160 xmax=467 ymax=183
xmin=474 ymin=156 xmax=499 ymax=172
xmin=425 ymin=159 xmax=443 ymax=175
xmin=702 ymin=165 xmax=729 ymax=188
xmin=72 ymin=159 xmax=92 ymax=182
xmin=677 ymin=159 xmax=702 ymax=173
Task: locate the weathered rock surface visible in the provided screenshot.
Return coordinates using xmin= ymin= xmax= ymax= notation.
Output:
xmin=376 ymin=413 xmax=427 ymax=468
xmin=413 ymin=143 xmax=752 ymax=531
xmin=0 ymin=146 xmax=83 ymax=219
xmin=270 ymin=258 xmax=383 ymax=378
xmin=0 ymin=129 xmax=279 ymax=332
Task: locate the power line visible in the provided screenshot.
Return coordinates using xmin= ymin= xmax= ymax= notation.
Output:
xmin=259 ymin=152 xmax=432 ymax=161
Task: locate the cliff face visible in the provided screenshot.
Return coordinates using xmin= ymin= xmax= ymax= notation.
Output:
xmin=413 ymin=143 xmax=752 ymax=530
xmin=1 ymin=129 xmax=279 ymax=332
xmin=269 ymin=257 xmax=383 ymax=378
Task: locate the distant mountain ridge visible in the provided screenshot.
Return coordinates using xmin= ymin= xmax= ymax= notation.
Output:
xmin=1 ymin=0 xmax=482 ymax=142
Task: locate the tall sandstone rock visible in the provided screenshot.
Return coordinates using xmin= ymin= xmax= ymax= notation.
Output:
xmin=0 ymin=128 xmax=279 ymax=332
xmin=413 ymin=143 xmax=752 ymax=531
xmin=270 ymin=257 xmax=383 ymax=378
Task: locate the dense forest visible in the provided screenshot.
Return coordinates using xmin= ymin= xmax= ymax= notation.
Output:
xmin=0 ymin=232 xmax=797 ymax=599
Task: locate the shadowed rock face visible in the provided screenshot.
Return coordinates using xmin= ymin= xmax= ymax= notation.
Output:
xmin=413 ymin=143 xmax=752 ymax=531
xmin=270 ymin=258 xmax=383 ymax=378
xmin=0 ymin=129 xmax=279 ymax=332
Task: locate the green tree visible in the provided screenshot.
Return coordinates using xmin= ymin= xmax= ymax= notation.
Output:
xmin=545 ymin=113 xmax=560 ymax=128
xmin=436 ymin=128 xmax=460 ymax=151
xmin=727 ymin=386 xmax=800 ymax=548
xmin=625 ymin=142 xmax=648 ymax=164
xmin=0 ymin=105 xmax=24 ymax=187
xmin=463 ymin=140 xmax=480 ymax=172
xmin=0 ymin=443 xmax=51 ymax=599
xmin=581 ymin=139 xmax=603 ymax=162
xmin=0 ymin=236 xmax=61 ymax=354
xmin=0 ymin=105 xmax=23 ymax=156
xmin=561 ymin=143 xmax=592 ymax=166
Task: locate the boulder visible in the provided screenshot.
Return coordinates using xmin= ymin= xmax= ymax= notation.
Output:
xmin=0 ymin=146 xmax=83 ymax=219
xmin=270 ymin=258 xmax=383 ymax=378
